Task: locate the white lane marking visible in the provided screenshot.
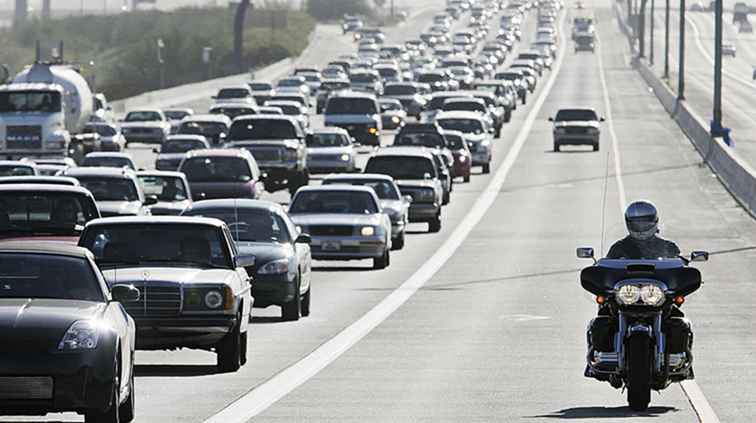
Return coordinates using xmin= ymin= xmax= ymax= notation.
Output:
xmin=687 ymin=14 xmax=756 ymax=90
xmin=596 ymin=26 xmax=722 ymax=423
xmin=203 ymin=12 xmax=569 ymax=423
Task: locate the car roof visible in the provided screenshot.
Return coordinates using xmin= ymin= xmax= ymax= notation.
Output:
xmin=294 ymin=184 xmax=378 ymax=195
xmin=323 ymin=173 xmax=394 ymax=182
xmin=0 ymin=176 xmax=80 ymax=186
xmin=372 ymin=146 xmax=435 ymax=159
xmin=84 ymin=152 xmax=133 ymax=159
xmin=0 ymin=183 xmax=93 ymax=194
xmin=85 ymin=216 xmax=226 ymax=228
xmin=186 ymin=199 xmax=284 ymax=214
xmin=136 ymin=170 xmax=187 ymax=179
xmin=64 ymin=167 xmax=136 ymax=178
xmin=165 ymin=134 xmax=209 ymax=143
xmin=126 ymin=108 xmax=162 ymax=113
xmin=311 ymin=126 xmax=350 ymax=135
xmin=184 ymin=148 xmax=250 ymax=158
xmin=0 ymin=160 xmax=34 ymax=167
xmin=210 ymin=103 xmax=257 ymax=110
xmin=330 ymin=91 xmax=377 ymax=100
xmin=181 ymin=114 xmax=231 ymax=123
xmin=232 ymin=114 xmax=299 ymax=124
xmin=444 ymin=97 xmax=485 ymax=104
xmin=0 ymin=241 xmax=93 ymax=259
xmin=436 ymin=110 xmax=487 ymax=120
xmin=265 ymin=100 xmax=304 ymax=107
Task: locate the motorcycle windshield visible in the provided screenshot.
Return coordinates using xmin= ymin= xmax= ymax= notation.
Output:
xmin=580 ymin=259 xmax=702 ymax=297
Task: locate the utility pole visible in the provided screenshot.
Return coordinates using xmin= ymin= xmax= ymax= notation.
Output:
xmin=713 ymin=0 xmax=722 ymax=126
xmin=650 ymin=0 xmax=655 ymax=65
xmin=14 ymin=0 xmax=28 ymax=27
xmin=157 ymin=38 xmax=165 ymax=89
xmin=678 ymin=0 xmax=686 ymax=99
xmin=639 ymin=0 xmax=647 ymax=57
xmin=233 ymin=0 xmax=251 ymax=73
xmin=664 ymin=0 xmax=670 ymax=77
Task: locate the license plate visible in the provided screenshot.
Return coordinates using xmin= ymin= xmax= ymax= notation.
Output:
xmin=322 ymin=241 xmax=341 ymax=251
xmin=0 ymin=377 xmax=53 ymax=399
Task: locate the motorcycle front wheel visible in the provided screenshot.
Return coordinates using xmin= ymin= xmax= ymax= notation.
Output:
xmin=626 ymin=335 xmax=652 ymax=411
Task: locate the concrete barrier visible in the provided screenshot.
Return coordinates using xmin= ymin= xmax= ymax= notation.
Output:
xmin=614 ymin=3 xmax=756 ymax=217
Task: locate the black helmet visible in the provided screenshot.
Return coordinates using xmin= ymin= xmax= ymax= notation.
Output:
xmin=625 ymin=200 xmax=658 ymax=240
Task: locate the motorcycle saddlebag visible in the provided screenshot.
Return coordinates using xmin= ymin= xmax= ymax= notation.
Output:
xmin=664 ymin=317 xmax=692 ymax=354
xmin=589 ymin=316 xmax=615 ymax=352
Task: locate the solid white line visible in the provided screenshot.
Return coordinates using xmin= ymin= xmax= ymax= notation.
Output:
xmin=597 ymin=24 xmax=722 ymax=423
xmin=203 ymin=13 xmax=569 ymax=423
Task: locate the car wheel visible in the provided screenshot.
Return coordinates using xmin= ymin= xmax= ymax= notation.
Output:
xmin=442 ymin=190 xmax=450 ymax=205
xmin=504 ymin=109 xmax=512 ymax=122
xmin=482 ymin=163 xmax=491 ymax=174
xmin=85 ymin=360 xmax=120 ymax=423
xmin=428 ymin=215 xmax=442 ymax=233
xmin=301 ymin=285 xmax=311 ymax=317
xmin=554 ymin=143 xmax=560 ymax=152
xmin=593 ymin=143 xmax=599 ymax=151
xmin=464 ymin=173 xmax=471 ymax=183
xmin=392 ymin=232 xmax=405 ymax=250
xmin=373 ymin=249 xmax=390 ymax=269
xmin=216 ymin=314 xmax=242 ymax=372
xmin=239 ymin=331 xmax=248 ymax=366
xmin=119 ymin=358 xmax=135 ymax=423
xmin=281 ymin=281 xmax=301 ymax=321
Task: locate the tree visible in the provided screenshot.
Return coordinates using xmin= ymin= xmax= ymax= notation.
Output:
xmin=306 ymin=0 xmax=371 ymax=20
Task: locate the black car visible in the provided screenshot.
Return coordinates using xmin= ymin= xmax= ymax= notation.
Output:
xmin=182 ymin=199 xmax=313 ymax=321
xmin=0 ymin=242 xmax=137 ymax=423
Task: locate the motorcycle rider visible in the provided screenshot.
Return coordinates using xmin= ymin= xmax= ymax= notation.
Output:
xmin=606 ymin=200 xmax=681 ymax=260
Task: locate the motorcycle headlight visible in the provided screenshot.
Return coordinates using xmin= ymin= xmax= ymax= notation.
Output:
xmin=258 ymin=258 xmax=291 ymax=275
xmin=616 ymin=284 xmax=641 ymax=305
xmin=640 ymin=284 xmax=665 ymax=306
xmin=58 ymin=320 xmax=100 ymax=351
xmin=360 ymin=226 xmax=375 ymax=236
xmin=204 ymin=290 xmax=224 ymax=309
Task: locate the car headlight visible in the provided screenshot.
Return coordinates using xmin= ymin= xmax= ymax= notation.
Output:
xmin=616 ymin=285 xmax=641 ymax=305
xmin=391 ymin=116 xmax=400 ymax=123
xmin=59 ymin=320 xmax=100 ymax=351
xmin=360 ymin=226 xmax=375 ymax=236
xmin=285 ymin=149 xmax=299 ymax=160
xmin=458 ymin=155 xmax=467 ymax=162
xmin=258 ymin=258 xmax=291 ymax=275
xmin=367 ymin=127 xmax=379 ymax=135
xmin=204 ymin=290 xmax=224 ymax=309
xmin=640 ymin=284 xmax=665 ymax=306
xmin=340 ymin=153 xmax=351 ymax=161
xmin=480 ymin=139 xmax=491 ymax=147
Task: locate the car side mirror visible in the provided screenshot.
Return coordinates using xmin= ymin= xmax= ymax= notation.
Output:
xmin=111 ymin=284 xmax=140 ymax=302
xmin=235 ymin=254 xmax=256 ymax=268
xmin=576 ymin=247 xmax=595 ymax=260
xmin=295 ymin=233 xmax=312 ymax=244
xmin=690 ymin=251 xmax=709 ymax=262
xmin=423 ymin=172 xmax=431 ymax=180
xmin=600 ymin=117 xmax=606 ymax=122
xmin=152 ymin=147 xmax=160 ymax=154
xmin=403 ymin=195 xmax=413 ymax=204
xmin=548 ymin=117 xmax=554 ymax=121
xmin=144 ymin=194 xmax=159 ymax=206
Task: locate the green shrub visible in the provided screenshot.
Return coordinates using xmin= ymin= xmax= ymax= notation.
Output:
xmin=306 ymin=0 xmax=372 ymax=21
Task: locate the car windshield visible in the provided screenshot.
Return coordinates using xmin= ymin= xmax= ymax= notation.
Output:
xmin=278 ymin=79 xmax=303 ymax=87
xmin=185 ymin=208 xmax=290 ymax=243
xmin=83 ymin=125 xmax=117 ymax=136
xmin=271 ymin=95 xmax=306 ymax=106
xmin=164 ymin=110 xmax=191 ymax=120
xmin=76 ymin=177 xmax=139 ymax=201
xmin=181 ymin=157 xmax=252 ymax=183
xmin=162 ymin=139 xmax=207 ymax=153
xmin=138 ymin=175 xmax=189 ymax=202
xmin=418 ymin=73 xmax=444 ymax=83
xmin=365 ymin=156 xmax=436 ymax=179
xmin=324 ymin=179 xmax=400 ymax=200
xmin=249 ymin=83 xmax=272 ymax=91
xmin=125 ymin=111 xmax=162 ymax=121
xmin=555 ymin=109 xmax=599 ymax=121
xmin=80 ymin=223 xmax=230 ymax=268
xmin=82 ymin=156 xmax=134 ymax=169
xmin=178 ymin=121 xmax=227 ymax=137
xmin=290 ymin=190 xmax=378 ymax=214
xmin=350 ymin=73 xmax=377 ymax=83
xmin=380 ymin=101 xmax=402 ymax=111
xmin=0 ymin=165 xmax=34 ymax=176
xmin=394 ymin=132 xmax=446 ymax=148
xmin=308 ymin=133 xmax=350 ymax=147
xmin=271 ymin=104 xmax=301 ymax=115
xmin=0 ymin=191 xmax=98 ymax=233
xmin=384 ymin=85 xmax=417 ymax=95
xmin=445 ymin=134 xmax=466 ymax=149
xmin=443 ymin=101 xmax=485 ymax=112
xmin=217 ymin=88 xmax=249 ymax=99
xmin=437 ymin=118 xmax=485 ymax=134
xmin=0 ymin=91 xmax=61 ymax=113
xmin=211 ymin=107 xmax=255 ymax=118
xmin=229 ymin=119 xmax=298 ymax=140
xmin=428 ymin=96 xmax=460 ymax=110
xmin=322 ymin=82 xmax=350 ymax=91
xmin=326 ymin=98 xmax=378 ymax=115
xmin=0 ymin=253 xmax=102 ymax=301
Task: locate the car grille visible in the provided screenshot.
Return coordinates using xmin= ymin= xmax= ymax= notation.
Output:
xmin=0 ymin=377 xmax=53 ymax=399
xmin=123 ymin=284 xmax=182 ymax=317
xmin=399 ymin=187 xmax=433 ymax=203
xmin=5 ymin=125 xmax=42 ymax=149
xmin=565 ymin=127 xmax=588 ymax=134
xmin=308 ymin=225 xmax=354 ymax=236
xmin=248 ymin=147 xmax=282 ymax=162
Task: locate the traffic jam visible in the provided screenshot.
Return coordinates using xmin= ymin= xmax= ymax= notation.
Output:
xmin=0 ymin=0 xmax=565 ymax=421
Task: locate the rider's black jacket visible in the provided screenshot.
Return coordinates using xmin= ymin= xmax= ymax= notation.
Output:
xmin=606 ymin=235 xmax=681 ymax=260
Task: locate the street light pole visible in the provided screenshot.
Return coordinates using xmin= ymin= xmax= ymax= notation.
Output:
xmin=713 ymin=0 xmax=723 ymax=126
xmin=664 ymin=0 xmax=670 ymax=77
xmin=650 ymin=0 xmax=655 ymax=65
xmin=156 ymin=38 xmax=165 ymax=89
xmin=678 ymin=0 xmax=686 ymax=100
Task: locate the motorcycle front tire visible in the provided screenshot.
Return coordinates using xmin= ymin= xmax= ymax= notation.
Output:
xmin=626 ymin=335 xmax=652 ymax=411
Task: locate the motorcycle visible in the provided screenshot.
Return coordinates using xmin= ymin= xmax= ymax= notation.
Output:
xmin=576 ymin=247 xmax=709 ymax=411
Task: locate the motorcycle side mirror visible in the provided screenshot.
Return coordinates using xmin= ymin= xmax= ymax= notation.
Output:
xmin=690 ymin=250 xmax=709 ymax=262
xmin=576 ymin=247 xmax=595 ymax=260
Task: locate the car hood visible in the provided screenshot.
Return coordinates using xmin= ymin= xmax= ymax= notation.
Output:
xmin=98 ymin=201 xmax=144 ymax=216
xmin=307 ymin=146 xmax=352 ymax=155
xmin=148 ymin=200 xmax=191 ymax=216
xmin=554 ymin=121 xmax=600 ymax=128
xmin=230 ymin=139 xmax=300 ymax=149
xmin=102 ymin=267 xmax=235 ymax=286
xmin=189 ymin=182 xmax=253 ymax=201
xmin=290 ymin=213 xmax=383 ymax=227
xmin=0 ymin=299 xmax=106 ymax=352
xmin=234 ymin=241 xmax=293 ymax=266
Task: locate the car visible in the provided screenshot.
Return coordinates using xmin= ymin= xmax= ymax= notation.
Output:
xmin=322 ymin=66 xmax=349 ymax=80
xmin=19 ymin=157 xmax=76 ymax=176
xmin=0 ymin=242 xmax=137 ymax=422
xmin=382 ymin=82 xmax=431 ymax=117
xmin=288 ymin=185 xmax=392 ymax=269
xmin=473 ymin=80 xmax=518 ymax=118
xmin=316 ymin=79 xmax=351 ymax=114
xmin=213 ymin=86 xmax=257 ymax=105
xmin=82 ymin=122 xmax=126 ymax=151
xmin=322 ymin=173 xmax=411 ymax=249
xmin=379 ymin=98 xmax=408 ymax=130
xmin=257 ymin=106 xmax=284 ymax=115
xmin=91 ymin=92 xmax=115 ymax=124
xmin=269 ymin=92 xmax=309 ymax=109
xmin=342 ymin=16 xmax=363 ymax=32
xmin=722 ymin=43 xmax=737 ymax=57
xmin=175 ymin=114 xmax=232 ymax=146
xmin=349 ymin=70 xmax=384 ymax=95
xmin=443 ymin=130 xmax=473 ymax=182
xmin=182 ymin=199 xmax=312 ymax=320
xmin=689 ymin=0 xmax=705 ymax=10
xmin=225 ymin=115 xmax=308 ymax=194
xmin=575 ymin=32 xmax=596 ymax=52
xmin=137 ymin=170 xmax=193 ymax=216
xmin=324 ymin=91 xmax=383 ymax=146
xmin=209 ymin=103 xmax=259 ymax=120
xmin=495 ymin=69 xmax=529 ymax=103
xmin=82 ymin=152 xmax=137 ymax=170
xmin=0 ymin=184 xmax=99 ymax=242
xmin=264 ymin=100 xmax=310 ymax=131
xmin=163 ymin=108 xmax=194 ymax=134
xmin=248 ymin=81 xmax=275 ymax=104
xmin=178 ymin=148 xmax=265 ymax=200
xmin=305 ymin=127 xmax=357 ymax=174
xmin=364 ymin=147 xmax=444 ymax=232
xmin=0 ymin=175 xmax=80 ymax=186
xmin=469 ymin=91 xmax=508 ymax=135
xmin=441 ymin=97 xmax=496 ymax=131
xmin=119 ymin=109 xmax=171 ymax=146
xmin=393 ymin=122 xmax=454 ymax=182
xmin=417 ymin=70 xmax=460 ymax=92
xmin=422 ymin=91 xmax=472 ymax=122
xmin=63 ymin=167 xmax=157 ymax=217
xmin=299 ymin=72 xmax=323 ymax=94
xmin=276 ymin=76 xmax=311 ymax=98
xmin=434 ymin=111 xmax=494 ymax=174
xmin=374 ymin=64 xmax=403 ymax=84
xmin=549 ymin=108 xmax=605 ymax=152
xmin=153 ymin=135 xmax=210 ymax=171
xmin=78 ymin=216 xmax=254 ymax=372
xmin=0 ymin=160 xmax=36 ymax=176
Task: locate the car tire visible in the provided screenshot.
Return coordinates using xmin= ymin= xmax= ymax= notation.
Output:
xmin=373 ymin=249 xmax=390 ymax=269
xmin=301 ymin=285 xmax=311 ymax=317
xmin=464 ymin=174 xmax=471 ymax=183
xmin=482 ymin=163 xmax=491 ymax=174
xmin=392 ymin=232 xmax=405 ymax=250
xmin=119 ymin=356 xmax=135 ymax=423
xmin=593 ymin=143 xmax=599 ymax=151
xmin=239 ymin=331 xmax=248 ymax=366
xmin=216 ymin=315 xmax=242 ymax=372
xmin=442 ymin=190 xmax=450 ymax=205
xmin=554 ymin=143 xmax=560 ymax=152
xmin=504 ymin=109 xmax=512 ymax=122
xmin=281 ymin=282 xmax=301 ymax=321
xmin=85 ymin=360 xmax=120 ymax=423
xmin=428 ymin=215 xmax=442 ymax=233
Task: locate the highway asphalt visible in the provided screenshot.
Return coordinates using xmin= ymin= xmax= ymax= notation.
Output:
xmin=4 ymin=0 xmax=756 ymax=422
